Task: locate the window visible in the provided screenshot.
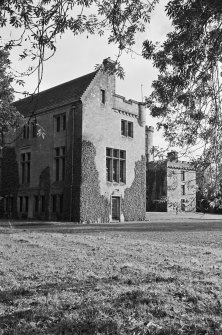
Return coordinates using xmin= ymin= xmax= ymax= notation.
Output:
xmin=59 ymin=195 xmax=63 ymax=213
xmin=31 ymin=121 xmax=37 ymax=138
xmin=128 ymin=122 xmax=133 ymax=137
xmin=25 ymin=196 xmax=29 ymax=212
xmin=54 ymin=147 xmax=66 ymax=181
xmin=52 ymin=195 xmax=57 ymax=213
xmin=106 ymin=148 xmax=126 ymax=183
xmin=19 ymin=196 xmax=23 ymax=212
xmin=23 ymin=124 xmax=30 ymax=139
xmin=34 ymin=196 xmax=39 ymax=212
xmin=101 ymin=89 xmax=106 ymax=104
xmin=121 ymin=120 xmax=133 ymax=138
xmin=41 ymin=195 xmax=45 ymax=212
xmin=55 ymin=114 xmax=66 ymax=132
xmin=21 ymin=152 xmax=31 ymax=184
xmin=181 ymin=185 xmax=185 ymax=195
xmin=62 ymin=114 xmax=66 ymax=130
xmin=181 ymin=171 xmax=185 ymax=181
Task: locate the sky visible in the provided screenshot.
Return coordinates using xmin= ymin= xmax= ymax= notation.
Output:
xmin=7 ymin=0 xmax=172 ymax=149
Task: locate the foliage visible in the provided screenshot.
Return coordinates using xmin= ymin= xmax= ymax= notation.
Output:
xmin=143 ymin=0 xmax=222 ymax=165
xmin=0 ymin=0 xmax=158 ymax=83
xmin=122 ymin=156 xmax=146 ymax=221
xmin=80 ymin=140 xmax=109 ymax=223
xmin=0 ymin=47 xmax=23 ymax=147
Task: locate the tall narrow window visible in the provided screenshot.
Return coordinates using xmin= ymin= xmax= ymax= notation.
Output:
xmin=19 ymin=196 xmax=23 ymax=212
xmin=55 ymin=158 xmax=60 ymax=181
xmin=128 ymin=122 xmax=133 ymax=138
xmin=121 ymin=120 xmax=127 ymax=136
xmin=62 ymin=114 xmax=66 ymax=130
xmin=52 ymin=195 xmax=57 ymax=213
xmin=21 ymin=153 xmax=25 ymax=184
xmin=20 ymin=152 xmax=31 ymax=184
xmin=41 ymin=195 xmax=45 ymax=212
xmin=5 ymin=196 xmax=9 ymax=212
xmin=25 ymin=196 xmax=29 ymax=212
xmin=181 ymin=171 xmax=185 ymax=181
xmin=119 ymin=150 xmax=126 ymax=183
xmin=34 ymin=196 xmax=39 ymax=212
xmin=59 ymin=194 xmax=63 ymax=213
xmin=23 ymin=124 xmax=30 ymax=139
xmin=27 ymin=153 xmax=31 ymax=183
xmin=54 ymin=147 xmax=66 ymax=181
xmin=31 ymin=121 xmax=37 ymax=138
xmin=181 ymin=185 xmax=185 ymax=195
xmin=56 ymin=116 xmax=60 ymax=132
xmin=101 ymin=89 xmax=106 ymax=104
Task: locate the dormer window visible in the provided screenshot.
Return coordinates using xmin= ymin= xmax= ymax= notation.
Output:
xmin=101 ymin=89 xmax=106 ymax=104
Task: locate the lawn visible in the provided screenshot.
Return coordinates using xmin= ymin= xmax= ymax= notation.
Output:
xmin=1 ymin=224 xmax=222 ymax=334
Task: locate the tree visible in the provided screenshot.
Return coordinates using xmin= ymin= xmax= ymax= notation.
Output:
xmin=0 ymin=0 xmax=158 ymax=87
xmin=143 ymin=0 xmax=222 ymax=166
xmin=0 ymin=47 xmax=23 ymax=148
xmin=0 ymin=0 xmax=158 ymax=145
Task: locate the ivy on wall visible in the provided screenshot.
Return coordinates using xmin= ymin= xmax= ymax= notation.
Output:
xmin=1 ymin=147 xmax=19 ymax=217
xmin=122 ymin=156 xmax=146 ymax=221
xmin=80 ymin=140 xmax=109 ymax=223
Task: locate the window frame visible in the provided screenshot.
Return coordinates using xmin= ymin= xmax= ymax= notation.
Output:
xmin=20 ymin=152 xmax=31 ymax=184
xmin=54 ymin=113 xmax=66 ymax=133
xmin=121 ymin=119 xmax=134 ymax=138
xmin=181 ymin=184 xmax=186 ymax=196
xmin=106 ymin=148 xmax=126 ymax=184
xmin=101 ymin=89 xmax=106 ymax=104
xmin=181 ymin=171 xmax=185 ymax=181
xmin=54 ymin=146 xmax=66 ymax=181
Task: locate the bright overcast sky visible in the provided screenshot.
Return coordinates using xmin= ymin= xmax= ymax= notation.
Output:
xmin=7 ymin=0 xmax=172 ymax=149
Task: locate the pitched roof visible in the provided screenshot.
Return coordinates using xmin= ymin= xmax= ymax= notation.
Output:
xmin=14 ymin=70 xmax=97 ymax=116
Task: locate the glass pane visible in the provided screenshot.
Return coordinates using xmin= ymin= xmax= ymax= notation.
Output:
xmin=56 ymin=116 xmax=60 ymax=132
xmin=61 ymin=147 xmax=65 ymax=156
xmin=113 ymin=149 xmax=119 ymax=158
xmin=55 ymin=148 xmax=60 ymax=156
xmin=106 ymin=158 xmax=112 ymax=181
xmin=56 ymin=159 xmax=60 ymax=181
xmin=120 ymin=160 xmax=126 ymax=183
xmin=120 ymin=150 xmax=126 ymax=159
xmin=63 ymin=114 xmax=66 ymax=130
xmin=128 ymin=122 xmax=133 ymax=137
xmin=106 ymin=148 xmax=112 ymax=157
xmin=113 ymin=159 xmax=119 ymax=182
xmin=121 ymin=120 xmax=126 ymax=136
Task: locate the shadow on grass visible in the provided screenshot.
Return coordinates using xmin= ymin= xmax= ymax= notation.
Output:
xmin=2 ymin=220 xmax=222 ymax=234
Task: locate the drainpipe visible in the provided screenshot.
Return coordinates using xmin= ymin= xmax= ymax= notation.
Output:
xmin=69 ymin=105 xmax=75 ymax=221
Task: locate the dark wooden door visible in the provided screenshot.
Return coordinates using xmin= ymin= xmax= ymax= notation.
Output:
xmin=112 ymin=197 xmax=120 ymax=221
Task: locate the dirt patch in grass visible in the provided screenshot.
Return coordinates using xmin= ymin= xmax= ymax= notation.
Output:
xmin=1 ymin=228 xmax=222 ymax=334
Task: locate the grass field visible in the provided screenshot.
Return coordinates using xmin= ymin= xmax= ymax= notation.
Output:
xmin=1 ymin=225 xmax=222 ymax=334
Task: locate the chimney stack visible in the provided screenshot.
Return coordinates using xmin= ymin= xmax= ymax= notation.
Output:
xmin=167 ymin=151 xmax=178 ymax=162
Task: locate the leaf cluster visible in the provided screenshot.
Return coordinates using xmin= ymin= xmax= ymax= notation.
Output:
xmin=0 ymin=0 xmax=158 ymax=85
xmin=0 ymin=47 xmax=24 ymax=145
xmin=144 ymin=0 xmax=222 ymax=164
